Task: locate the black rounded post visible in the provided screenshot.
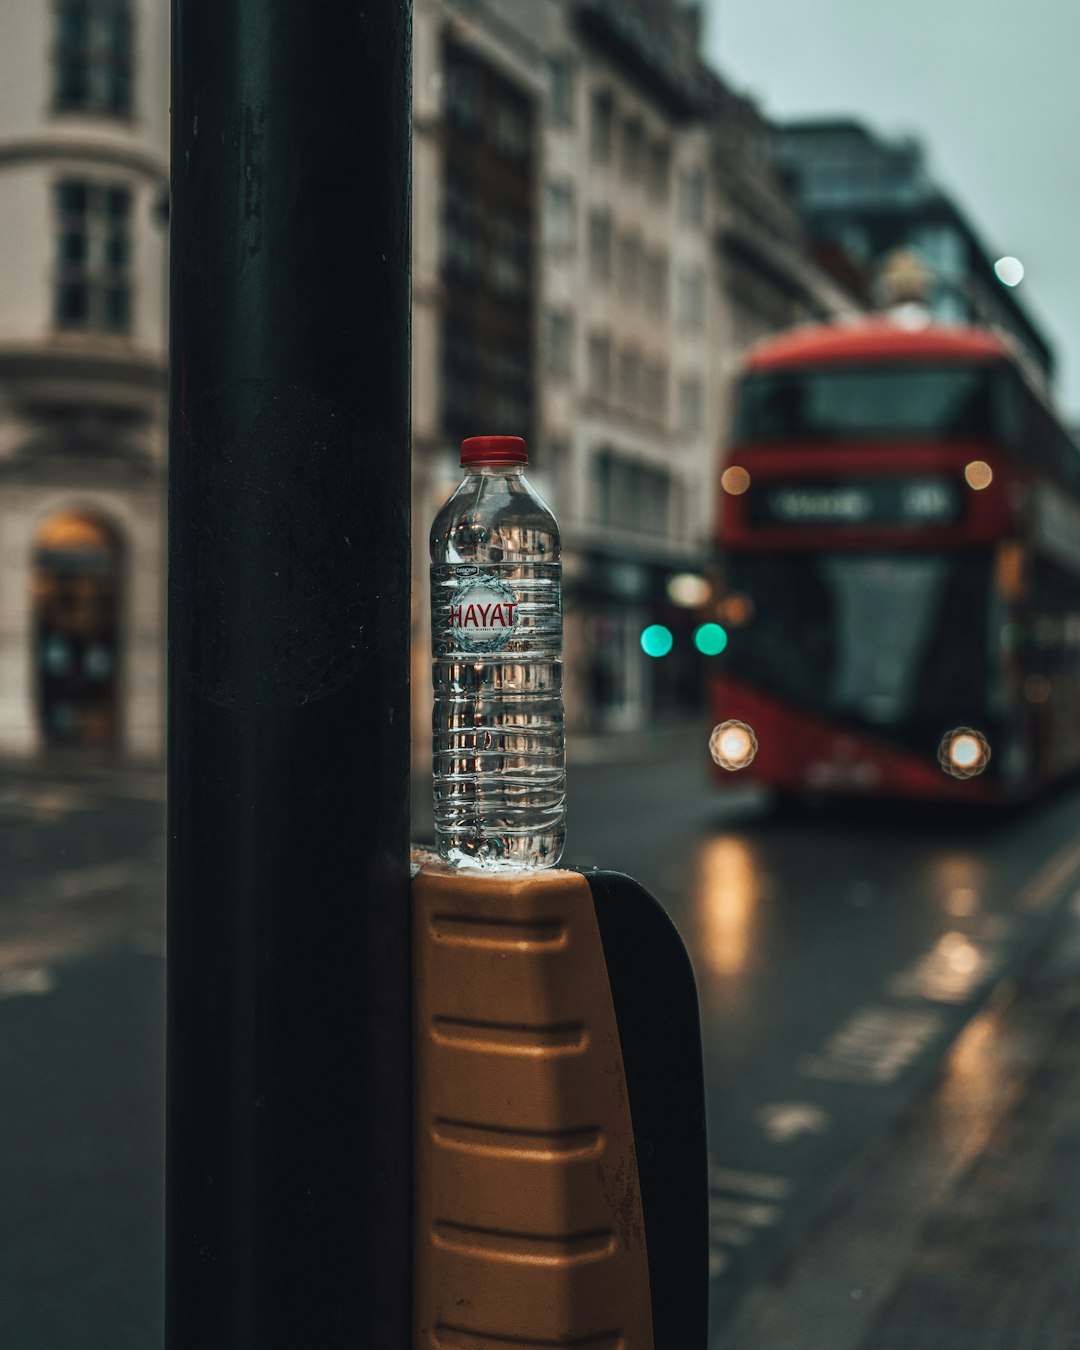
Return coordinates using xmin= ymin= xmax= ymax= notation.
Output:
xmin=167 ymin=3 xmax=412 ymax=1347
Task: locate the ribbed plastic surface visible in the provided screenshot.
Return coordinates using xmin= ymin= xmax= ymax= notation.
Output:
xmin=430 ymin=466 xmax=565 ymax=870
xmin=413 ymin=864 xmax=654 ymax=1349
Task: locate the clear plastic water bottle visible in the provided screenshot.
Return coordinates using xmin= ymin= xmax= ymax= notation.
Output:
xmin=430 ymin=435 xmax=565 ymax=870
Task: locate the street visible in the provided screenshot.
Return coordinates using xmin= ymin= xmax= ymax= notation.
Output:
xmin=4 ymin=737 xmax=1080 ymax=1346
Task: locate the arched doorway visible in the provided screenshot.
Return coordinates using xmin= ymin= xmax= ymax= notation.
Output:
xmin=32 ymin=512 xmax=122 ymax=749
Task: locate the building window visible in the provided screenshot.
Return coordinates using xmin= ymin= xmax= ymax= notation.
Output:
xmin=670 ymin=480 xmax=687 ymax=541
xmin=544 ymin=180 xmax=576 ymax=254
xmin=678 ymin=169 xmax=705 ymax=226
xmin=547 ymin=437 xmax=572 ymax=508
xmin=643 ymin=250 xmax=669 ymax=315
xmin=676 ymin=264 xmax=706 ymax=330
xmin=490 ymin=205 xmax=530 ymax=298
xmin=646 ymin=140 xmax=671 ymax=202
xmin=492 ymin=96 xmax=530 ymax=165
xmin=445 ymin=56 xmax=481 ymax=130
xmin=587 ymin=331 xmax=611 ymax=399
xmin=543 ymin=309 xmax=573 ymax=381
xmin=678 ymin=374 xmax=704 ymax=434
xmin=594 ymin=449 xmax=614 ymax=525
xmin=590 ymin=89 xmax=615 ymax=164
xmin=618 ymin=347 xmax=641 ymax=411
xmin=617 ymin=233 xmax=642 ymax=302
xmin=53 ymin=0 xmax=133 ymax=117
xmin=620 ymin=116 xmax=644 ymax=183
xmin=641 ymin=467 xmax=671 ymax=535
xmin=643 ymin=361 xmax=668 ymax=423
xmin=594 ymin=449 xmax=672 ymax=535
xmin=546 ymin=54 xmax=575 ymax=127
xmin=911 ymin=223 xmax=966 ymax=276
xmin=588 ymin=208 xmax=612 ymax=284
xmin=54 ymin=179 xmax=133 ymax=333
xmin=444 ymin=175 xmax=477 ymax=278
xmin=488 ymin=337 xmax=531 ymax=432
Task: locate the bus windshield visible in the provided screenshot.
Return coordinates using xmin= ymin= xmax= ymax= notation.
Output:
xmin=722 ymin=552 xmax=993 ymax=737
xmin=734 ymin=364 xmax=996 ymax=443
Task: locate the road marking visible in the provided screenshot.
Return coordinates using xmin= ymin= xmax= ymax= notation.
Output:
xmin=709 ymin=1165 xmax=792 ymax=1200
xmin=888 ymin=932 xmax=1004 ymax=1005
xmin=757 ymin=1101 xmax=831 ymax=1144
xmin=708 ymin=1162 xmax=791 ymax=1280
xmin=709 ymin=1249 xmax=731 ymax=1279
xmin=0 ymin=966 xmax=55 ymax=999
xmin=801 ymin=1005 xmax=945 ymax=1084
xmin=709 ymin=1197 xmax=781 ymax=1227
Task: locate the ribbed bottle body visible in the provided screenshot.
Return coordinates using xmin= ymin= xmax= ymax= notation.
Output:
xmin=430 ymin=467 xmax=565 ymax=870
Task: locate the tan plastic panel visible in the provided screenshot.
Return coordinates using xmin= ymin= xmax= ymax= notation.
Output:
xmin=413 ymin=864 xmax=654 ymax=1350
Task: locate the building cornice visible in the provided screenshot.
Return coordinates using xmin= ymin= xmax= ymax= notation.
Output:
xmin=575 ymin=1 xmax=704 ymax=122
xmin=0 ymin=341 xmax=166 ymax=392
xmin=0 ymin=137 xmax=168 ymax=187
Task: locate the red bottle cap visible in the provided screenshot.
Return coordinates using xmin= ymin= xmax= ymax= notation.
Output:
xmin=460 ymin=435 xmax=528 ymax=466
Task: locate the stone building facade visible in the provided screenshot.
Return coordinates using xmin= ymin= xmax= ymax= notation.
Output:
xmin=0 ymin=0 xmax=868 ymax=763
xmin=412 ymin=0 xmax=861 ymax=745
xmin=706 ymin=82 xmax=864 ymax=478
xmin=0 ymin=0 xmax=169 ymax=758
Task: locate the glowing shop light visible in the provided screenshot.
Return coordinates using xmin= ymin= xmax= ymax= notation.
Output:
xmin=640 ymin=624 xmax=674 ymax=658
xmin=709 ymin=719 xmax=757 ymax=771
xmin=939 ymin=727 xmax=991 ymax=780
xmin=721 ymin=465 xmax=751 ymax=495
xmin=667 ymin=572 xmax=712 ymax=607
xmin=994 ymin=256 xmax=1024 ymax=287
xmin=722 ymin=594 xmax=754 ymax=627
xmin=964 ymin=460 xmax=993 ymax=490
xmin=694 ymin=623 xmax=728 ymax=656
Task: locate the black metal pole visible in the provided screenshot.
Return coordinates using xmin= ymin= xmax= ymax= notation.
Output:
xmin=167 ymin=3 xmax=412 ymax=1346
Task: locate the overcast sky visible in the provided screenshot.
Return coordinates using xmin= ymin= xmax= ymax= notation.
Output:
xmin=703 ymin=0 xmax=1080 ymax=417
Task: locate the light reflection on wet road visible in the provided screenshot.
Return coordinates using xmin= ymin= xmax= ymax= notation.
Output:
xmin=567 ymin=738 xmax=1080 ymax=1334
xmin=3 ymin=745 xmax=1080 ymax=1345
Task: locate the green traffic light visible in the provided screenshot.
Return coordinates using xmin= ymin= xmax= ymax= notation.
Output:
xmin=694 ymin=623 xmax=728 ymax=656
xmin=640 ymin=624 xmax=674 ymax=658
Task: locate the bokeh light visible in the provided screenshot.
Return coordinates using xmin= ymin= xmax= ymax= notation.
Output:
xmin=938 ymin=727 xmax=991 ymax=779
xmin=1024 ymin=674 xmax=1051 ymax=704
xmin=721 ymin=465 xmax=751 ymax=495
xmin=994 ymin=256 xmax=1024 ymax=286
xmin=964 ymin=460 xmax=993 ymax=490
xmin=640 ymin=624 xmax=673 ymax=658
xmin=694 ymin=623 xmax=728 ymax=655
xmin=667 ymin=572 xmax=712 ymax=607
xmin=709 ymin=720 xmax=758 ymax=771
xmin=721 ymin=594 xmax=754 ymax=627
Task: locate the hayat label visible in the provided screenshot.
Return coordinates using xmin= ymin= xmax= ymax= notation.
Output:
xmin=445 ymin=576 xmax=520 ymax=652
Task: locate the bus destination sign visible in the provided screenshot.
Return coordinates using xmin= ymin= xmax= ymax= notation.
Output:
xmin=747 ymin=477 xmax=961 ymax=529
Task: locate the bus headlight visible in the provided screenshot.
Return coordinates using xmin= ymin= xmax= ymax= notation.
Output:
xmin=721 ymin=466 xmax=751 ymax=495
xmin=710 ymin=720 xmax=758 ymax=771
xmin=939 ymin=728 xmax=991 ymax=779
xmin=964 ymin=461 xmax=994 ymax=490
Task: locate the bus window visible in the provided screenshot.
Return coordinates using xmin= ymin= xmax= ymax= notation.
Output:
xmin=722 ymin=551 xmax=992 ymax=737
xmin=734 ymin=364 xmax=996 ymax=443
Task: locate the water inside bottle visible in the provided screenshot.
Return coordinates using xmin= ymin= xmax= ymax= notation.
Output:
xmin=430 ymin=467 xmax=566 ymax=869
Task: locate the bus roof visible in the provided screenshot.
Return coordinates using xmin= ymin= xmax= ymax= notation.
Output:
xmin=743 ymin=320 xmax=1013 ymax=372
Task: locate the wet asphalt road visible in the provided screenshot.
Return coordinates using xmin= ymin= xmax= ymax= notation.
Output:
xmin=3 ymin=741 xmax=1080 ymax=1346
xmin=562 ymin=738 xmax=1080 ymax=1335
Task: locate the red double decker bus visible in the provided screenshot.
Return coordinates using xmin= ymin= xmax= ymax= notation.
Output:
xmin=708 ymin=319 xmax=1080 ymax=802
